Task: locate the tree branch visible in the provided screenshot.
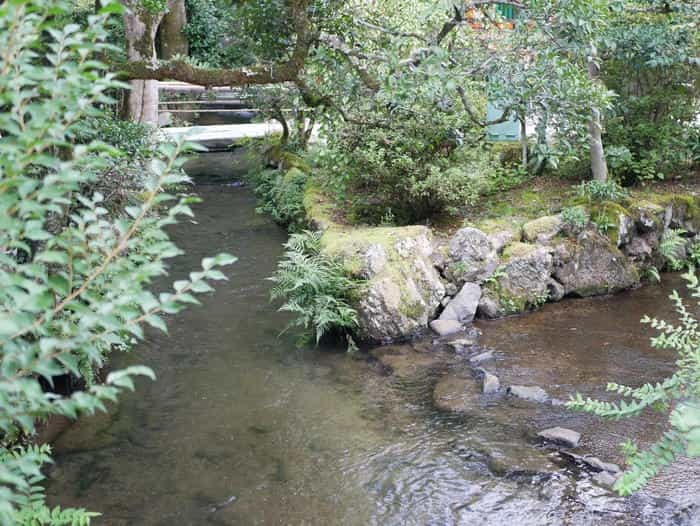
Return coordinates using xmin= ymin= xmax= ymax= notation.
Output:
xmin=123 ymin=0 xmax=315 ymax=87
xmin=318 ymin=33 xmax=381 ymax=91
xmin=456 ymin=86 xmax=512 ymax=126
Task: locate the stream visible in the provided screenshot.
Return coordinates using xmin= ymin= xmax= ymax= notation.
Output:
xmin=47 ymin=152 xmax=700 ymax=525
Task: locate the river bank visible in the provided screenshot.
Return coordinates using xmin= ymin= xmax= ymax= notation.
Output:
xmin=45 ymin=155 xmax=699 ymax=524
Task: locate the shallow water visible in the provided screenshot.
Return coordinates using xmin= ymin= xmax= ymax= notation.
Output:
xmin=46 ymin=155 xmax=699 ymax=525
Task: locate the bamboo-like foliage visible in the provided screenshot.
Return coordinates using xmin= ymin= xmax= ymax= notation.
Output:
xmin=568 ymin=269 xmax=700 ymax=495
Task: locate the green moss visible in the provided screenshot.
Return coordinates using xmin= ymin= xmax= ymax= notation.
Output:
xmin=586 ymin=201 xmax=631 ymax=246
xmin=502 ymin=242 xmax=537 ymax=261
xmin=279 ymin=151 xmax=311 ymax=173
xmin=400 ymin=299 xmax=425 ymax=320
xmin=471 ymin=217 xmax=523 ymax=238
xmin=303 ymin=185 xmax=338 ymax=231
xmin=320 ymin=225 xmax=426 ymax=261
xmin=522 ymin=215 xmax=562 ymax=242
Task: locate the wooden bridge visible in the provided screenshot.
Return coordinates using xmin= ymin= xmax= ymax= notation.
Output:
xmin=160 ymin=122 xmax=283 ymax=150
xmin=157 ymin=82 xmax=283 ymax=150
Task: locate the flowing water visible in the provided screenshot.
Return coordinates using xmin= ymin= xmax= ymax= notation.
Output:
xmin=47 ymin=152 xmax=700 ymax=525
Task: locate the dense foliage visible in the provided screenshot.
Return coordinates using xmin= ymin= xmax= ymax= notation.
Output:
xmin=602 ymin=8 xmax=699 ymax=184
xmin=0 ymin=1 xmax=234 ymax=522
xmin=315 ymin=107 xmax=503 ymax=225
xmin=568 ymin=269 xmax=700 ymax=495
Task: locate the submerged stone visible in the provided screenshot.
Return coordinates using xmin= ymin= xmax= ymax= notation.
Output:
xmin=481 ymin=370 xmax=500 ymax=394
xmin=469 ymin=350 xmax=495 ymax=365
xmin=432 ymin=374 xmax=481 ymax=412
xmin=508 ymin=385 xmax=549 ymax=403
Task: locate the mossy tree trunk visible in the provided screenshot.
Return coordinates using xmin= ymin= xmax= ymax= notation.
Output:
xmin=122 ymin=2 xmax=165 ymax=124
xmin=159 ymin=0 xmax=188 ymax=59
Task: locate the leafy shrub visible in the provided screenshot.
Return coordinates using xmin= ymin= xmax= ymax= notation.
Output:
xmin=316 ymin=107 xmax=496 ymax=225
xmin=577 ymin=180 xmax=628 ymax=203
xmin=602 ymin=20 xmax=698 ymax=183
xmin=269 ymin=231 xmax=359 ymax=345
xmin=561 ymin=206 xmax=588 ymax=229
xmin=568 ymin=269 xmax=700 ymax=495
xmin=0 ymin=1 xmax=234 ymax=522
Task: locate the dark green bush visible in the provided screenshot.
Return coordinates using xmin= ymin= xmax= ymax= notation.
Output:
xmin=315 ymin=108 xmax=497 ymax=225
xmin=602 ymin=21 xmax=698 ymax=184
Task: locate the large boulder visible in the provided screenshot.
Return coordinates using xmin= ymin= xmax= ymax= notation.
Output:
xmin=553 ymin=230 xmax=639 ymax=297
xmin=444 ymin=227 xmax=499 ymax=284
xmin=480 ymin=243 xmax=553 ymax=316
xmin=321 ymin=226 xmax=445 ymax=343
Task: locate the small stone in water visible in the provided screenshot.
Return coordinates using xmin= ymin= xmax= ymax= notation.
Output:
xmin=582 ymin=456 xmax=621 ymax=474
xmin=482 ymin=370 xmax=500 ymax=394
xmin=469 ymin=350 xmax=494 ymax=364
xmin=508 ymin=385 xmax=549 ymax=403
xmin=537 ymin=426 xmax=581 ymax=448
xmin=592 ymin=470 xmax=619 ymax=489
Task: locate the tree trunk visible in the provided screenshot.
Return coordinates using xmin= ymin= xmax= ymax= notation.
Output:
xmin=159 ymin=0 xmax=188 ymax=59
xmin=519 ymin=116 xmax=527 ymax=170
xmin=587 ymin=49 xmax=609 ymax=182
xmin=122 ymin=3 xmax=165 ymax=124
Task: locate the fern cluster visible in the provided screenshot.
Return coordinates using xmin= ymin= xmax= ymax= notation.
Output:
xmin=250 ymin=167 xmax=308 ymax=231
xmin=568 ymin=269 xmax=700 ymax=495
xmin=269 ymin=231 xmax=359 ymax=346
xmin=659 ymin=228 xmax=688 ymax=271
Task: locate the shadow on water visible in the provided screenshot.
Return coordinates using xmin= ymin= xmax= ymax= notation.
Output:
xmin=46 ymin=153 xmax=699 ymax=525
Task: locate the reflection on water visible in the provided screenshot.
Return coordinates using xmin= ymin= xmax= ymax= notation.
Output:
xmin=46 ymin=158 xmax=699 ymax=525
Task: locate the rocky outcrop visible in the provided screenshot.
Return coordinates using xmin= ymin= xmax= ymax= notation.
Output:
xmin=304 ymin=180 xmax=700 ymax=342
xmin=321 ymin=226 xmax=445 ymax=343
xmin=553 ymin=231 xmax=639 ymax=297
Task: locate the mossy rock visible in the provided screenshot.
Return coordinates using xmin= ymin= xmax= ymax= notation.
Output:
xmin=586 ymin=201 xmax=632 ymax=246
xmin=319 ymin=225 xmax=446 ymax=343
xmin=522 ymin=215 xmax=563 ymax=243
xmin=653 ymin=194 xmax=700 ymax=233
xmin=279 ymin=151 xmax=311 ymax=173
xmin=502 ymin=242 xmax=538 ymax=261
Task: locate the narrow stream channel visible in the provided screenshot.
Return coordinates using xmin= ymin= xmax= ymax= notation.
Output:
xmin=46 ymin=153 xmax=699 ymax=525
